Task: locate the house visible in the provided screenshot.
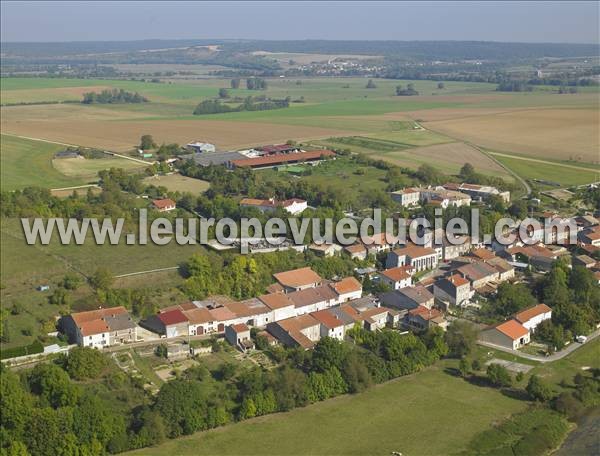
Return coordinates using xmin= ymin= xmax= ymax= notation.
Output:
xmin=514 ymin=304 xmax=552 ymax=332
xmin=344 ymin=243 xmax=368 ymax=260
xmin=457 ymin=261 xmax=499 ymax=290
xmin=267 ymin=314 xmax=321 ymax=349
xmin=258 ymin=292 xmax=297 ymax=322
xmin=273 ymin=267 xmax=322 ymax=292
xmin=405 ymin=306 xmax=448 ymax=331
xmin=152 ymin=198 xmax=176 ymax=212
xmin=420 ymin=187 xmax=472 ymax=208
xmin=225 ymin=323 xmax=254 ymax=351
xmin=578 ymin=227 xmax=600 ymax=247
xmin=230 ymin=150 xmax=335 ymax=169
xmin=360 ymin=307 xmax=392 ymax=331
xmin=379 ymin=266 xmax=413 ymax=290
xmin=433 ymin=274 xmax=473 ymax=307
xmin=186 ymin=141 xmax=216 ymax=154
xmin=240 ymin=197 xmax=308 ymax=215
xmin=573 ymin=254 xmax=596 ymax=269
xmin=379 ymin=285 xmax=435 ymax=312
xmin=62 ymin=306 xmax=136 ymax=348
xmin=329 ymin=276 xmax=363 ymax=302
xmin=286 ymin=284 xmax=339 ymax=315
xmin=487 ymin=257 xmax=516 ymax=282
xmin=444 ymin=182 xmax=510 ymax=203
xmin=480 ymin=319 xmax=530 ymax=350
xmin=140 ymin=309 xmax=189 ymax=337
xmin=386 ymin=245 xmax=438 ymax=272
xmin=311 ymin=308 xmax=347 ymax=340
xmin=362 ymin=232 xmax=400 ymax=254
xmin=390 ymin=188 xmax=420 ymax=207
xmin=309 ymin=243 xmax=343 ymax=257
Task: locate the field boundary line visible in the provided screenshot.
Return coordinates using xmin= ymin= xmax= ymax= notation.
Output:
xmin=114 ymin=266 xmax=180 ymax=278
xmin=1 ymin=133 xmax=152 ymax=166
xmin=487 ymin=151 xmax=600 ymax=173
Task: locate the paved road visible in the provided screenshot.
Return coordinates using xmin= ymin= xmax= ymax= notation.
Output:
xmin=478 ymin=328 xmax=600 ymax=363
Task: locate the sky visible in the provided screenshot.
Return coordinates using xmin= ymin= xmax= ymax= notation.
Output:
xmin=1 ymin=1 xmax=598 ymax=44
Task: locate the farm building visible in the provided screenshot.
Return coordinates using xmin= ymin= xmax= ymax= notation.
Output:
xmin=186 ymin=141 xmax=216 ymax=154
xmin=152 ymin=198 xmax=176 ymax=212
xmin=480 ymin=319 xmax=530 ymax=350
xmin=514 ymin=304 xmax=552 ymax=332
xmin=61 ymin=306 xmax=137 ymax=348
xmin=229 ymin=149 xmax=335 ymax=169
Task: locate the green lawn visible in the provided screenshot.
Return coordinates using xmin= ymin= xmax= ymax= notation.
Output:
xmin=492 ymin=154 xmax=599 ymax=186
xmin=127 ymin=362 xmax=527 ymax=456
xmin=0 ymin=134 xmax=85 ymax=190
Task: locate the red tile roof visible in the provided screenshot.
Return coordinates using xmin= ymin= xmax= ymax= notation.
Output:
xmin=330 ymin=277 xmax=362 ymax=295
xmin=311 ymin=309 xmax=345 ymax=329
xmin=152 ymin=198 xmax=176 ymax=210
xmin=273 ymin=267 xmax=322 ymax=288
xmin=258 ymin=293 xmax=295 ymax=310
xmin=79 ymin=319 xmax=110 ymax=336
xmin=514 ymin=304 xmax=552 ymax=324
xmin=231 ymin=150 xmax=335 ymax=168
xmin=230 ymin=323 xmax=250 ymax=333
xmin=71 ymin=306 xmax=128 ymax=326
xmin=381 ymin=266 xmax=413 ymax=282
xmin=494 ymin=319 xmax=529 ymax=340
xmin=408 ymin=306 xmax=442 ymax=321
xmin=157 ymin=309 xmax=189 ymax=326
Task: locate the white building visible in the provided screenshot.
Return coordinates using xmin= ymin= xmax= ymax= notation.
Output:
xmin=187 ymin=142 xmax=216 ymax=154
xmin=390 ymin=188 xmax=420 ymax=207
xmin=514 ymin=304 xmax=552 ymax=332
xmin=379 ymin=266 xmax=413 ymax=290
xmin=240 ymin=197 xmax=308 ymax=215
xmin=386 ymin=245 xmax=439 ymax=272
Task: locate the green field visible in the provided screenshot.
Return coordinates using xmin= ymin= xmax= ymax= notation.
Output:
xmin=127 ymin=361 xmax=527 ymax=456
xmin=0 ymin=135 xmax=83 ymax=190
xmin=492 ymin=154 xmax=599 ymax=186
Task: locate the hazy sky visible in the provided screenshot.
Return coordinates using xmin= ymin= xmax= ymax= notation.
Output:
xmin=1 ymin=1 xmax=598 ymax=43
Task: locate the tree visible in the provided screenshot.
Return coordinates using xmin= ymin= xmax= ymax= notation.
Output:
xmin=139 ymin=135 xmax=156 ymax=151
xmin=28 ymin=363 xmax=80 ymax=408
xmin=527 ymin=375 xmax=553 ymax=402
xmin=486 ymin=363 xmax=512 ymax=387
xmin=0 ymin=370 xmax=33 ymax=442
xmin=437 ymin=82 xmax=445 ymax=89
xmin=459 ymin=358 xmax=472 ymax=377
xmin=153 ymin=379 xmax=208 ymax=437
xmin=445 ymin=320 xmax=478 ymax=357
xmin=494 ymin=282 xmax=537 ymax=317
xmin=89 ymin=267 xmax=113 ymax=290
xmin=230 ymin=78 xmax=241 ymax=89
xmin=218 ymin=88 xmax=230 ymax=99
xmin=61 ymin=273 xmax=82 ymax=290
xmin=64 ymin=346 xmax=108 ymax=380
xmin=312 ymin=337 xmax=348 ymax=372
xmin=365 ymin=79 xmax=377 ymax=89
xmin=508 ymin=200 xmax=529 ymax=219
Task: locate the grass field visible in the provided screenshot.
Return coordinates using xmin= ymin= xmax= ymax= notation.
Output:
xmin=143 ymin=174 xmax=210 ymax=194
xmin=52 ymin=156 xmax=145 ymax=180
xmin=127 ymin=361 xmax=527 ymax=456
xmin=0 ymin=134 xmax=83 ymax=190
xmin=492 ymin=154 xmax=599 ymax=186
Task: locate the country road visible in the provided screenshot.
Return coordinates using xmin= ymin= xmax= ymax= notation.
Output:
xmin=2 ymin=132 xmax=153 ymax=165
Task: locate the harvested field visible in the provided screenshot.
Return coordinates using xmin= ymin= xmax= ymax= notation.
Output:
xmin=143 ymin=174 xmax=210 ymax=193
xmin=371 ymin=141 xmax=514 ymax=178
xmin=1 ymin=85 xmax=113 ymax=104
xmin=426 ymin=108 xmax=599 ymax=164
xmin=1 ymin=118 xmax=357 ymax=152
xmin=50 ymin=186 xmax=102 ymax=198
xmin=52 ymin=157 xmax=146 ymax=179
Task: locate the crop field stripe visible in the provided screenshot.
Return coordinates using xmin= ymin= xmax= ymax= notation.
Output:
xmin=487 ymin=151 xmax=600 ymax=173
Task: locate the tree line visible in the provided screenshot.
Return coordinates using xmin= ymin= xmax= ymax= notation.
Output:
xmin=82 ymin=88 xmax=148 ymax=104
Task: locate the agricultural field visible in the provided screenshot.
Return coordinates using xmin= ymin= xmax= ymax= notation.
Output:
xmin=143 ymin=173 xmax=210 ymax=193
xmin=426 ymin=108 xmax=600 ymax=165
xmin=127 ymin=361 xmax=528 ymax=456
xmin=2 ymin=75 xmax=598 ymax=188
xmin=53 ymin=156 xmax=146 ymax=180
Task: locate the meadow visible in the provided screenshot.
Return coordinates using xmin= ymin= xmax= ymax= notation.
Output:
xmin=127 ymin=360 xmax=528 ymax=456
xmin=142 ymin=173 xmax=210 ymax=193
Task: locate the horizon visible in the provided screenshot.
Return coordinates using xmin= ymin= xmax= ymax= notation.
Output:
xmin=1 ymin=1 xmax=599 ymax=44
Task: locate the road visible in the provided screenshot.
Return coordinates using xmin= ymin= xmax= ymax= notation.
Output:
xmin=487 ymin=151 xmax=600 ymax=174
xmin=478 ymin=328 xmax=600 ymax=363
xmin=3 ymin=133 xmax=153 ymax=165
xmin=414 ymin=125 xmax=532 ymax=196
